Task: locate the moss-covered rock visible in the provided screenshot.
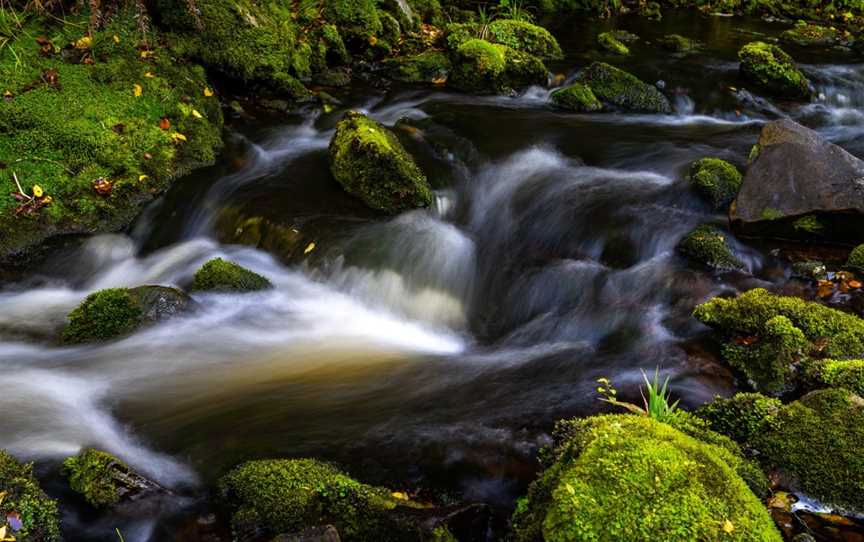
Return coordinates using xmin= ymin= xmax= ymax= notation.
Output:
xmin=738 ymin=41 xmax=811 ymax=99
xmin=723 ymin=315 xmax=808 ymax=394
xmin=190 ymin=258 xmax=272 ymax=292
xmin=790 ymin=260 xmax=827 ymax=281
xmin=0 ymin=450 xmax=60 ymax=542
xmin=780 ymin=23 xmax=841 ymax=47
xmin=62 ymin=448 xmax=159 ymax=508
xmin=510 ymin=414 xmax=781 ymax=542
xmin=659 ymin=34 xmax=700 ymax=53
xmin=550 ymin=83 xmax=603 ymax=112
xmin=488 ymin=19 xmax=562 ymax=60
xmin=847 ymin=243 xmax=864 ymax=268
xmin=597 ymin=31 xmax=629 ymax=55
xmin=803 ymin=358 xmax=864 ymax=396
xmin=0 ymin=10 xmax=223 ymax=261
xmin=697 ymin=392 xmax=782 ymax=445
xmin=676 ymin=224 xmax=745 ymax=272
xmin=328 ymin=111 xmax=432 ymax=212
xmin=323 ymin=0 xmax=383 ymax=43
xmin=574 ymin=62 xmax=671 ymax=113
xmin=688 ymin=157 xmax=743 ymax=210
xmin=385 ymin=51 xmax=451 ymax=84
xmin=449 ymin=38 xmax=548 ymax=94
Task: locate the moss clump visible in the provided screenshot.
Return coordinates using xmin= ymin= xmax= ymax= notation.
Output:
xmin=803 ymin=359 xmax=864 ymax=396
xmin=790 ymin=260 xmax=827 ymax=281
xmin=697 ymin=393 xmax=782 ymax=447
xmin=511 ymin=415 xmax=781 ymax=542
xmin=0 ymin=450 xmax=60 ymax=542
xmin=780 ymin=23 xmax=841 ymax=47
xmin=659 ymin=34 xmax=700 ymax=53
xmin=385 ymin=51 xmax=451 ymax=84
xmin=574 ymin=62 xmax=671 ymax=113
xmin=323 ymin=0 xmax=383 ymax=43
xmin=62 ymin=449 xmax=126 ymax=508
xmin=0 ymin=10 xmax=223 ymax=260
xmin=488 ymin=19 xmax=562 ymax=60
xmin=847 ymin=243 xmax=864 ymax=268
xmin=723 ymin=315 xmax=808 ymax=394
xmin=190 ymin=258 xmax=272 ymax=292
xmin=738 ymin=41 xmax=811 ymax=99
xmin=688 ymin=157 xmax=742 ymax=210
xmin=219 ymin=458 xmax=412 ymax=540
xmin=550 ymin=83 xmax=602 ymax=112
xmin=676 ymin=224 xmax=745 ymax=272
xmin=449 ymin=38 xmax=547 ymax=94
xmin=792 ymin=215 xmax=824 ymax=235
xmin=597 ymin=31 xmax=629 ymax=55
xmin=62 ymin=288 xmax=143 ymax=344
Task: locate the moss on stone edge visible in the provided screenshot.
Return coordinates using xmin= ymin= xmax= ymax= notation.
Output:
xmin=574 ymin=62 xmax=671 ymax=113
xmin=448 ymin=38 xmax=548 ymax=94
xmin=218 ymin=458 xmax=410 ymax=540
xmin=847 ymin=243 xmax=864 ymax=268
xmin=0 ymin=450 xmax=60 ymax=542
xmin=697 ymin=393 xmax=782 ymax=447
xmin=385 ymin=51 xmax=451 ymax=84
xmin=488 ymin=19 xmax=563 ymax=60
xmin=738 ymin=41 xmax=811 ymax=99
xmin=780 ymin=23 xmax=841 ymax=47
xmin=659 ymin=34 xmax=700 ymax=53
xmin=597 ymin=31 xmax=629 ymax=55
xmin=62 ymin=288 xmax=143 ymax=344
xmin=803 ymin=359 xmax=864 ymax=396
xmin=323 ymin=0 xmax=383 ymax=43
xmin=62 ymin=448 xmax=126 ymax=508
xmin=726 ymin=315 xmax=808 ymax=394
xmin=688 ymin=157 xmax=743 ymax=210
xmin=190 ymin=258 xmax=272 ymax=292
xmin=550 ymin=83 xmax=603 ymax=112
xmin=510 ymin=414 xmax=781 ymax=542
xmin=676 ymin=224 xmax=745 ymax=272
xmin=329 ymin=111 xmax=433 ymax=213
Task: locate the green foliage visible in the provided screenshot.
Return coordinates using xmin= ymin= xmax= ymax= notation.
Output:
xmin=574 ymin=62 xmax=671 ymax=113
xmin=676 ymin=224 xmax=745 ymax=272
xmin=495 ymin=0 xmax=535 ymax=22
xmin=641 ymin=368 xmax=681 ymax=422
xmin=511 ymin=415 xmax=782 ymax=542
xmin=62 ymin=449 xmax=125 ymax=508
xmin=62 ymin=288 xmax=143 ymax=344
xmin=738 ymin=41 xmax=811 ymax=99
xmin=688 ymin=157 xmax=742 ymax=210
xmin=0 ymin=450 xmax=60 ymax=542
xmin=847 ymin=243 xmax=864 ymax=268
xmin=190 ymin=258 xmax=272 ymax=292
xmin=597 ymin=31 xmax=629 ymax=55
xmin=328 ymin=111 xmax=432 ymax=213
xmin=550 ymin=83 xmax=602 ymax=112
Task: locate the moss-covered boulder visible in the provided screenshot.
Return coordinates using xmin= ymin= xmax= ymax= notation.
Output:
xmin=0 ymin=10 xmax=223 ymax=261
xmin=62 ymin=285 xmax=191 ymax=344
xmin=63 ymin=448 xmax=161 ymax=508
xmin=510 ymin=414 xmax=781 ymax=542
xmin=697 ymin=392 xmax=782 ymax=444
xmin=190 ymin=258 xmax=272 ymax=292
xmin=323 ymin=0 xmax=383 ymax=43
xmin=0 ymin=450 xmax=60 ymax=542
xmin=487 ymin=19 xmax=562 ymax=60
xmin=659 ymin=34 xmax=700 ymax=53
xmin=448 ymin=38 xmax=548 ymax=94
xmin=328 ymin=111 xmax=433 ymax=212
xmin=847 ymin=243 xmax=864 ymax=268
xmin=780 ymin=23 xmax=841 ymax=47
xmin=385 ymin=51 xmax=451 ymax=84
xmin=574 ymin=62 xmax=671 ymax=113
xmin=597 ymin=31 xmax=629 ymax=55
xmin=803 ymin=359 xmax=864 ymax=396
xmin=738 ymin=42 xmax=811 ymax=99
xmin=677 ymin=224 xmax=745 ymax=272
xmin=550 ymin=83 xmax=602 ymax=112
xmin=688 ymin=157 xmax=743 ymax=210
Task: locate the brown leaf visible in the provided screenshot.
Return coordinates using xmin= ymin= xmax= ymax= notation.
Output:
xmin=35 ymin=36 xmax=49 ymax=46
xmin=92 ymin=177 xmax=113 ymax=196
xmin=158 ymin=117 xmax=171 ymax=130
xmin=143 ymin=152 xmax=153 ymax=160
xmin=849 ymin=280 xmax=862 ymax=289
xmin=41 ymin=69 xmax=59 ymax=88
xmin=112 ymin=123 xmax=125 ymax=134
xmin=817 ymin=279 xmax=835 ymax=298
xmin=734 ymin=335 xmax=758 ymax=346
xmin=83 ymin=56 xmax=94 ymax=65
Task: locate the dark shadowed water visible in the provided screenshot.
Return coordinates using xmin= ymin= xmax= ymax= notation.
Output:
xmin=1 ymin=10 xmax=863 ymax=541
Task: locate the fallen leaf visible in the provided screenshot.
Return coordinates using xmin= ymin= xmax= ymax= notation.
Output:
xmin=304 ymin=242 xmax=316 ymax=254
xmin=144 ymin=71 xmax=156 ymax=78
xmin=83 ymin=56 xmax=94 ymax=65
xmin=3 ymin=90 xmax=12 ymax=101
xmin=432 ymin=76 xmax=447 ymax=86
xmin=323 ymin=103 xmax=333 ymax=113
xmin=391 ymin=491 xmax=408 ymax=500
xmin=734 ymin=336 xmax=758 ymax=346
xmin=41 ymin=69 xmax=59 ymax=87
xmin=74 ymin=36 xmax=92 ymax=49
xmin=113 ymin=34 xmax=120 ymax=44
xmin=203 ymin=87 xmax=214 ymax=97
xmin=143 ymin=152 xmax=153 ymax=160
xmin=817 ymin=279 xmax=835 ymax=298
xmin=159 ymin=117 xmax=171 ymax=130
xmin=133 ymin=84 xmax=143 ymax=97
xmin=92 ymin=177 xmax=113 ymax=195
xmin=368 ymin=35 xmax=378 ymax=46
xmin=138 ymin=175 xmax=149 ymax=182
xmin=32 ymin=185 xmax=43 ymax=198
xmin=191 ymin=109 xmax=203 ymax=119
xmin=849 ymin=280 xmax=862 ymax=289
xmin=722 ymin=519 xmax=734 ymax=534
xmin=170 ymin=132 xmax=187 ymax=143
xmin=139 ymin=50 xmax=154 ymax=59
xmin=35 ymin=36 xmax=49 ymax=46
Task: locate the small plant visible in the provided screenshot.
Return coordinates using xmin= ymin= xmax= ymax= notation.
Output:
xmin=495 ymin=0 xmax=534 ymax=22
xmin=475 ymin=5 xmax=497 ymax=40
xmin=597 ymin=368 xmax=680 ymax=422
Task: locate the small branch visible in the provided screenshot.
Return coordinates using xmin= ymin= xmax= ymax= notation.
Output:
xmin=12 ymin=171 xmax=32 ymax=201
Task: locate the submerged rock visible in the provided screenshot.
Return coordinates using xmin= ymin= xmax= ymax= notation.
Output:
xmin=688 ymin=157 xmax=742 ymax=211
xmin=550 ymin=83 xmax=602 ymax=112
xmin=738 ymin=41 xmax=811 ymax=99
xmin=677 ymin=224 xmax=745 ymax=272
xmin=510 ymin=414 xmax=781 ymax=542
xmin=574 ymin=62 xmax=671 ymax=113
xmin=385 ymin=51 xmax=451 ymax=84
xmin=0 ymin=450 xmax=60 ymax=542
xmin=329 ymin=111 xmax=433 ymax=212
xmin=731 ymin=119 xmax=864 ymax=241
xmin=63 ymin=448 xmax=164 ymax=508
xmin=780 ymin=23 xmax=842 ymax=48
xmin=190 ymin=258 xmax=272 ymax=293
xmin=597 ymin=31 xmax=629 ymax=55
xmin=62 ymin=286 xmax=192 ymax=344
xmin=658 ymin=34 xmax=700 ymax=53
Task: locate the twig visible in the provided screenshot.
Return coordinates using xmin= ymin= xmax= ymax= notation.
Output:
xmin=12 ymin=156 xmax=74 ymax=175
xmin=11 ymin=171 xmax=32 ymax=201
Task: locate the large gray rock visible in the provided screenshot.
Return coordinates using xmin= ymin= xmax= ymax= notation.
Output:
xmin=731 ymin=119 xmax=864 ymax=241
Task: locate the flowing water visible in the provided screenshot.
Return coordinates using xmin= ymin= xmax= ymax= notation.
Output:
xmin=1 ymin=11 xmax=863 ymax=541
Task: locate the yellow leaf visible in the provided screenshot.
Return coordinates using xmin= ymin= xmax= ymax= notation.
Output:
xmin=170 ymin=132 xmax=187 ymax=143
xmin=32 ymin=185 xmax=43 ymax=198
xmin=112 ymin=34 xmax=120 ymax=44
xmin=74 ymin=36 xmax=92 ymax=49
xmin=0 ymin=490 xmax=8 ymax=504
xmin=203 ymin=87 xmax=214 ymax=97
xmin=191 ymin=109 xmax=204 ymax=119
xmin=42 ymin=195 xmax=53 ymax=204
xmin=304 ymin=242 xmax=316 ymax=254
xmin=391 ymin=491 xmax=408 ymax=500
xmin=0 ymin=527 xmax=6 ymax=539
xmin=722 ymin=520 xmax=734 ymax=534
xmin=323 ymin=103 xmax=333 ymax=113
xmin=144 ymin=71 xmax=156 ymax=78
xmin=138 ymin=175 xmax=149 ymax=182
xmin=133 ymin=84 xmax=142 ymax=97
xmin=140 ymin=50 xmax=154 ymax=59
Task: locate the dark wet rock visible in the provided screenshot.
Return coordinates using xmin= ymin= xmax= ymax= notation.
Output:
xmin=190 ymin=258 xmax=272 ymax=293
xmin=738 ymin=42 xmax=811 ymax=99
xmin=790 ymin=260 xmax=827 ymax=281
xmin=385 ymin=51 xmax=451 ymax=84
xmin=272 ymin=525 xmax=341 ymax=542
xmin=676 ymin=224 xmax=745 ymax=272
xmin=574 ymin=62 xmax=671 ymax=113
xmin=658 ymin=34 xmax=700 ymax=53
xmin=0 ymin=450 xmax=60 ymax=542
xmin=550 ymin=83 xmax=602 ymax=112
xmin=607 ymin=29 xmax=639 ymax=43
xmin=731 ymin=119 xmax=864 ymax=242
xmin=688 ymin=157 xmax=742 ymax=211
xmin=313 ymin=67 xmax=352 ymax=87
xmin=214 ymin=209 xmax=308 ymax=263
xmin=63 ymin=448 xmax=165 ymax=508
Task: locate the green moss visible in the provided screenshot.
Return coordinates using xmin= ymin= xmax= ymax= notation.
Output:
xmin=752 ymin=389 xmax=864 ymax=512
xmin=722 ymin=315 xmax=808 ymax=393
xmin=448 ymin=37 xmax=547 ymax=94
xmin=0 ymin=10 xmax=223 ymax=259
xmin=550 ymin=83 xmax=603 ymax=112
xmin=329 ymin=111 xmax=432 ymax=213
xmin=62 ymin=288 xmax=143 ymax=344
xmin=803 ymin=359 xmax=864 ymax=396
xmin=597 ymin=31 xmax=629 ymax=55
xmin=323 ymin=0 xmax=383 ymax=43
xmin=790 ymin=260 xmax=827 ymax=281
xmin=847 ymin=243 xmax=864 ymax=268
xmin=0 ymin=450 xmax=60 ymax=542
xmin=385 ymin=51 xmax=451 ymax=84
xmin=792 ymin=215 xmax=824 ymax=235
xmin=696 ymin=392 xmax=782 ymax=445
xmin=760 ymin=207 xmax=784 ymax=221
xmin=688 ymin=157 xmax=742 ymax=210
xmin=190 ymin=258 xmax=272 ymax=292
xmin=487 ymin=19 xmax=563 ymax=60
xmin=62 ymin=449 xmax=126 ymax=508
xmin=219 ymin=458 xmax=410 ymax=540
xmin=659 ymin=34 xmax=700 ymax=53
xmin=511 ymin=415 xmax=781 ymax=542
xmin=676 ymin=224 xmax=745 ymax=272
xmin=574 ymin=62 xmax=671 ymax=113
xmin=780 ymin=23 xmax=841 ymax=47
xmin=738 ymin=41 xmax=811 ymax=99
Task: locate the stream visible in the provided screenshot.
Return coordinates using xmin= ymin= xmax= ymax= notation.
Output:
xmin=1 ymin=10 xmax=863 ymax=541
